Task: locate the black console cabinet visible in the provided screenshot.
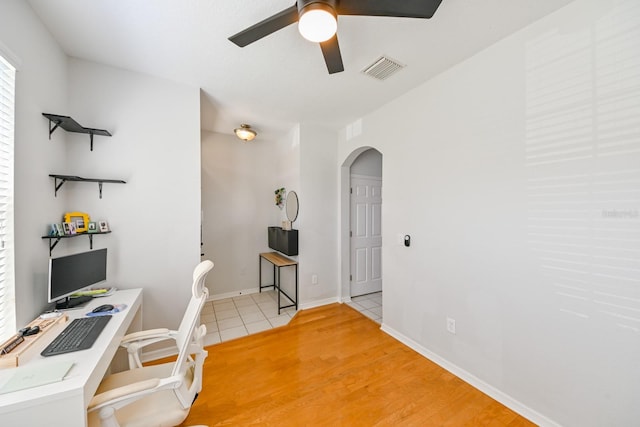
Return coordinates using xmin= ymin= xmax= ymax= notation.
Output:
xmin=268 ymin=227 xmax=298 ymax=256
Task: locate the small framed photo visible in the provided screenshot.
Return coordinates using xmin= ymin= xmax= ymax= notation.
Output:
xmin=54 ymin=223 xmax=64 ymax=237
xmin=64 ymin=212 xmax=90 ymax=233
xmin=49 ymin=224 xmax=59 ymax=237
xmin=62 ymin=222 xmax=72 ymax=235
xmin=98 ymin=220 xmax=110 ymax=233
xmin=87 ymin=222 xmax=98 ymax=233
xmin=68 ymin=221 xmax=77 ymax=235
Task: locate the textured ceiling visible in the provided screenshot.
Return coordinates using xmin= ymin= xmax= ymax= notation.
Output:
xmin=27 ymin=0 xmax=575 ymax=140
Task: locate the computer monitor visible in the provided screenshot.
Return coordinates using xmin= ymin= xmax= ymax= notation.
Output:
xmin=48 ymin=248 xmax=107 ymax=309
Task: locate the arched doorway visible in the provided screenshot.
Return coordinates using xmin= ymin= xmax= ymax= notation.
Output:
xmin=340 ymin=147 xmax=383 ymax=323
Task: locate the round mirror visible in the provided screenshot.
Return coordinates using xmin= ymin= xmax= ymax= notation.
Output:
xmin=286 ymin=191 xmax=299 ymax=223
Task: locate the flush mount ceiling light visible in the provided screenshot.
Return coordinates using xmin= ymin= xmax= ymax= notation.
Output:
xmin=298 ymin=1 xmax=337 ymax=43
xmin=234 ymin=124 xmax=257 ymax=142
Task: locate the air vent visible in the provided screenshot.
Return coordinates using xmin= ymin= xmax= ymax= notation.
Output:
xmin=361 ymin=56 xmax=405 ymax=80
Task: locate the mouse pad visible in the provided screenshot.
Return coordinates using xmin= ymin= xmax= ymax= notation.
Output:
xmin=85 ymin=303 xmax=128 ymax=317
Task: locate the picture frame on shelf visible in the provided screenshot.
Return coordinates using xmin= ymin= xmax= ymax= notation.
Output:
xmin=64 ymin=212 xmax=90 ymax=233
xmin=68 ymin=222 xmax=77 ymax=235
xmin=62 ymin=222 xmax=71 ymax=235
xmin=87 ymin=222 xmax=98 ymax=233
xmin=49 ymin=224 xmax=60 ymax=237
xmin=98 ymin=220 xmax=110 ymax=233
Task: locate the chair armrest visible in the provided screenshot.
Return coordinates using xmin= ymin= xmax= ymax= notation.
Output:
xmin=120 ymin=328 xmax=172 ymax=344
xmin=120 ymin=328 xmax=178 ymax=369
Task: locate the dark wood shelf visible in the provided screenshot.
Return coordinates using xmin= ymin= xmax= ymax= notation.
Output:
xmin=42 ymin=113 xmax=119 ymax=254
xmin=49 ymin=174 xmax=126 ymax=198
xmin=41 ymin=231 xmax=111 ymax=255
xmin=42 ymin=113 xmax=111 ymax=151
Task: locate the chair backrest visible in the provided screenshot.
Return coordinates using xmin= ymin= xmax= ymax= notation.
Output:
xmin=171 ymin=260 xmax=213 ymax=407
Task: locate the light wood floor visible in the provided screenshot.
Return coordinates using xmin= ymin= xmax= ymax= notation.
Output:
xmin=181 ymin=303 xmax=535 ymax=426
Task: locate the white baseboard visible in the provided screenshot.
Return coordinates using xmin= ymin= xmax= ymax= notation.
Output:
xmin=208 ymin=287 xmax=259 ymax=301
xmin=142 ymin=334 xmax=222 ymax=363
xmin=209 ymin=290 xmax=341 ymax=310
xmin=380 ymin=323 xmax=560 ymax=427
xmin=140 ymin=346 xmax=178 ymax=364
xmin=299 ymin=296 xmax=340 ymax=310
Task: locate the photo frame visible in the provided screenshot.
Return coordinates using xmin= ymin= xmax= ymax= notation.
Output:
xmin=62 ymin=222 xmax=71 ymax=235
xmin=98 ymin=220 xmax=110 ymax=233
xmin=68 ymin=221 xmax=77 ymax=235
xmin=87 ymin=222 xmax=98 ymax=233
xmin=49 ymin=224 xmax=59 ymax=237
xmin=64 ymin=212 xmax=90 ymax=233
xmin=54 ymin=223 xmax=63 ymax=237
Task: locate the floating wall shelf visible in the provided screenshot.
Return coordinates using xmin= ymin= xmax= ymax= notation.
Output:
xmin=41 ymin=231 xmax=111 ymax=256
xmin=42 ymin=113 xmax=112 ymax=151
xmin=49 ymin=174 xmax=126 ymax=199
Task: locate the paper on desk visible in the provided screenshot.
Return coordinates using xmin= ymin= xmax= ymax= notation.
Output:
xmin=0 ymin=360 xmax=74 ymax=394
xmin=72 ymin=287 xmax=117 ymax=298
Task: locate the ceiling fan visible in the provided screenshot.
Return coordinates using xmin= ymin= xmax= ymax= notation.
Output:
xmin=228 ymin=0 xmax=444 ymax=74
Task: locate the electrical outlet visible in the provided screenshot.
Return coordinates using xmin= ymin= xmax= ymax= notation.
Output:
xmin=446 ymin=317 xmax=456 ymax=334
xmin=311 ymin=274 xmax=318 ymax=285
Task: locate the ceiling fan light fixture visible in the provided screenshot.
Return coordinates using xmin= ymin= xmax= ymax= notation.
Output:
xmin=234 ymin=124 xmax=257 ymax=142
xmin=298 ymin=3 xmax=337 ymax=43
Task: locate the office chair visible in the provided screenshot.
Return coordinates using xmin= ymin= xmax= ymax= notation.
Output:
xmin=87 ymin=260 xmax=214 ymax=427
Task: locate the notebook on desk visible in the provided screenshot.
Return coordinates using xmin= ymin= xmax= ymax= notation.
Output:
xmin=0 ymin=360 xmax=74 ymax=394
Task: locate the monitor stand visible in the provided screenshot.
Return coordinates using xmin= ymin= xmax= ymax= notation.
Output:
xmin=55 ymin=295 xmax=93 ymax=310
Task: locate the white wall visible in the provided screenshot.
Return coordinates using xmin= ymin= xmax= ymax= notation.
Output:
xmin=338 ymin=0 xmax=640 ymax=425
xmin=276 ymin=125 xmax=301 ymax=195
xmin=63 ymin=59 xmax=202 ymax=331
xmin=299 ymin=123 xmax=339 ymax=306
xmin=201 ymin=125 xmax=302 ymax=299
xmin=200 ymin=122 xmax=337 ymax=308
xmin=351 ymin=148 xmax=382 ymax=178
xmin=201 ymin=130 xmax=281 ymax=297
xmin=0 ymin=0 xmax=68 ymax=327
xmin=1 ymin=0 xmax=201 ymax=346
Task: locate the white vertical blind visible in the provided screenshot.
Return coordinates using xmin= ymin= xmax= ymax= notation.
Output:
xmin=0 ymin=53 xmax=15 ymax=342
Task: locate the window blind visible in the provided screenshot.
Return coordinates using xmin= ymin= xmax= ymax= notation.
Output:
xmin=0 ymin=54 xmax=15 ymax=343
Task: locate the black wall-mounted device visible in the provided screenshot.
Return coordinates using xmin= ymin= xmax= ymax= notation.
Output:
xmin=404 ymin=235 xmax=411 ymax=247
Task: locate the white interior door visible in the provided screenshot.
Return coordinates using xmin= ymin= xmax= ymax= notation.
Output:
xmin=350 ymin=175 xmax=382 ymax=297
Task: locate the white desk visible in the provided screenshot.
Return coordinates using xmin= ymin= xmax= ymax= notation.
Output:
xmin=0 ymin=288 xmax=142 ymax=427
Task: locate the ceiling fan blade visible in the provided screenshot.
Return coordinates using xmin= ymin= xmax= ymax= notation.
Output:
xmin=229 ymin=4 xmax=299 ymax=47
xmin=320 ymin=34 xmax=344 ymax=74
xmin=337 ymin=0 xmax=444 ymax=18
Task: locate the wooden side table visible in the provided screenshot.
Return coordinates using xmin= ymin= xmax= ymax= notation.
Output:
xmin=259 ymin=252 xmax=298 ymax=314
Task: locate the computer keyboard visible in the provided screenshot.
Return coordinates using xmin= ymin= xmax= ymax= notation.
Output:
xmin=41 ymin=315 xmax=112 ymax=357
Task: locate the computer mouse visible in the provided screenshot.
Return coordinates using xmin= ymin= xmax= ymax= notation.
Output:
xmin=92 ymin=304 xmax=114 ymax=313
xmin=18 ymin=325 xmax=40 ymax=336
xmin=24 ymin=326 xmax=40 ymax=336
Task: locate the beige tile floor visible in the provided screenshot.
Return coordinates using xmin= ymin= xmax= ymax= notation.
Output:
xmin=346 ymin=291 xmax=382 ymax=324
xmin=201 ymin=290 xmax=382 ymax=345
xmin=201 ymin=289 xmax=297 ymax=345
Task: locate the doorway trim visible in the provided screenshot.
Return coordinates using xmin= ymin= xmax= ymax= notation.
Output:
xmin=339 ymin=146 xmax=382 ymax=302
